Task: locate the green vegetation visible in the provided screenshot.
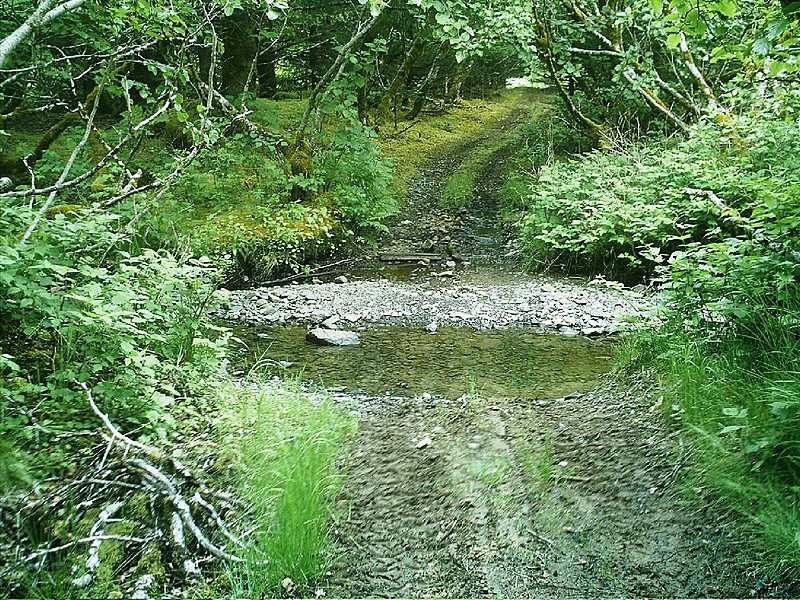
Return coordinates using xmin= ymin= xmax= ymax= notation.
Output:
xmin=506 ymin=1 xmax=800 ymax=581
xmin=630 ymin=313 xmax=800 ymax=578
xmin=3 ymin=0 xmax=800 ymax=593
xmin=513 ymin=102 xmax=800 ymax=582
xmin=152 ymin=114 xmax=396 ymax=286
xmin=378 ymin=92 xmax=533 ymax=204
xmin=223 ymin=383 xmax=356 ymax=597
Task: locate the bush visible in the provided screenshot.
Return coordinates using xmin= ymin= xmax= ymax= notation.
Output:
xmin=516 ymin=116 xmax=800 ymax=283
xmin=145 ymin=114 xmax=396 ymax=286
xmin=0 ymin=201 xmax=227 ymax=483
xmin=518 ymin=98 xmax=800 ymax=578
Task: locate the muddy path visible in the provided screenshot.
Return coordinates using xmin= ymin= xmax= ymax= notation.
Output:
xmin=360 ymin=95 xmax=538 ymax=278
xmin=326 ymin=379 xmax=752 ymax=598
xmin=317 ymin=106 xmax=763 ymax=598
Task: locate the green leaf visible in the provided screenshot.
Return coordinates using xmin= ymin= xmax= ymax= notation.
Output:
xmin=766 ymin=17 xmax=789 ymax=40
xmin=713 ymin=0 xmax=736 ymax=18
xmin=648 ymin=0 xmax=664 ymax=13
xmin=666 ymin=33 xmax=682 ymax=48
xmin=752 ymin=37 xmax=772 ymax=56
xmin=719 ymin=425 xmax=744 ymax=434
xmin=770 ymin=60 xmax=789 ymax=76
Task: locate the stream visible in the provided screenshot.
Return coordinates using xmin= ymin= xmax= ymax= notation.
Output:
xmin=230 ymin=325 xmax=616 ymax=399
xmin=219 ymin=96 xmax=755 ymax=598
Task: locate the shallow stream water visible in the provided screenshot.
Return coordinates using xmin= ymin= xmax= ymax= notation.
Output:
xmin=229 ymin=324 xmax=616 ymax=398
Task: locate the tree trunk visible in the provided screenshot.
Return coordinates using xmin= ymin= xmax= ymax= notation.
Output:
xmin=375 ymin=35 xmax=427 ymax=125
xmin=219 ymin=11 xmax=258 ymax=97
xmin=407 ymin=41 xmax=450 ymax=119
xmin=258 ymin=52 xmax=277 ymax=97
xmin=445 ymin=58 xmax=471 ymax=102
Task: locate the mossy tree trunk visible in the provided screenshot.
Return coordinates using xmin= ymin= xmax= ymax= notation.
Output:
xmin=444 ymin=57 xmax=471 ymax=103
xmin=407 ymin=41 xmax=450 ymax=120
xmin=375 ymin=34 xmax=427 ymax=126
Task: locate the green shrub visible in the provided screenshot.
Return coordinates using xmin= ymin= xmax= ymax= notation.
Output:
xmin=613 ymin=111 xmax=800 ymax=580
xmin=516 ymin=116 xmax=800 ymax=283
xmin=0 ymin=202 xmax=227 ymax=482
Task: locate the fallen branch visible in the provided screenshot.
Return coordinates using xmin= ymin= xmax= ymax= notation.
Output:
xmin=25 ymin=532 xmax=153 ymax=563
xmin=128 ymin=458 xmax=244 ymax=563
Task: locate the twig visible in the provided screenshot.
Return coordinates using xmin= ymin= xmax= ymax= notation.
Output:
xmin=25 ymin=533 xmax=152 ymax=563
xmin=17 ymin=64 xmax=106 ymax=246
xmin=387 ymin=119 xmax=421 ymax=138
xmin=192 ymin=492 xmax=244 ymax=548
xmin=72 ymin=501 xmax=125 ymax=587
xmin=257 ymin=257 xmax=356 ymax=286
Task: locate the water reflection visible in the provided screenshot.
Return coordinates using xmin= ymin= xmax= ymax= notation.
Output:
xmin=228 ymin=325 xmax=615 ymax=399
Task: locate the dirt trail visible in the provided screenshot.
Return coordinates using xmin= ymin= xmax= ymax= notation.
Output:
xmin=320 ymin=99 xmax=760 ymax=598
xmin=364 ymin=95 xmax=536 ymax=276
xmin=327 ymin=378 xmax=751 ymax=598
xmin=226 ymin=95 xmax=775 ymax=597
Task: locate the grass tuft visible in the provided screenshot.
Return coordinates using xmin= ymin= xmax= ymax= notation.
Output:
xmin=222 ymin=381 xmax=356 ymax=597
xmin=627 ymin=293 xmax=800 ymax=582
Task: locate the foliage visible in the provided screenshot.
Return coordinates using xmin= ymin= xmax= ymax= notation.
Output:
xmin=0 ymin=202 xmax=227 ymax=483
xmin=499 ymin=109 xmax=591 ymax=217
xmin=143 ymin=107 xmax=396 ymax=286
xmin=629 ymin=300 xmax=800 ymax=580
xmin=222 ymin=382 xmax=356 ymax=597
xmin=516 ymin=103 xmax=800 ymax=281
xmin=514 ymin=5 xmax=800 ymax=572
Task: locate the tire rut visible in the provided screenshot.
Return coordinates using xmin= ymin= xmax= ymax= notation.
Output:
xmin=327 ymin=380 xmax=756 ymax=598
xmin=329 ymin=403 xmax=486 ymax=597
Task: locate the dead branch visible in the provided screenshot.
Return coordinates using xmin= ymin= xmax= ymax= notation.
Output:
xmin=80 ymin=382 xmax=249 ymax=564
xmin=17 ymin=64 xmax=106 ymax=246
xmin=25 ymin=533 xmax=153 ymax=563
xmin=0 ymin=0 xmax=89 ymax=69
xmin=128 ymin=458 xmax=244 ymax=563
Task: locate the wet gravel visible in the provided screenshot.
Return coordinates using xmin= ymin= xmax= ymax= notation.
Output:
xmin=213 ymin=274 xmax=652 ymax=337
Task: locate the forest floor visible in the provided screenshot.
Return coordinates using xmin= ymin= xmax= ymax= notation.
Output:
xmin=221 ymin=99 xmax=776 ymax=597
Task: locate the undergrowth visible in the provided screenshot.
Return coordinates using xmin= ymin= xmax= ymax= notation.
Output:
xmin=221 ymin=382 xmax=356 ymax=597
xmin=629 ymin=295 xmax=800 ymax=582
xmin=142 ymin=110 xmax=396 ymax=287
xmin=517 ymin=85 xmax=800 ymax=582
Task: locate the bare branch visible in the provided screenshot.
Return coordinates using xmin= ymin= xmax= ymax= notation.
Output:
xmin=129 ymin=458 xmax=245 ymax=563
xmin=0 ymin=0 xmax=88 ymax=69
xmin=678 ymin=32 xmax=720 ymax=112
xmin=297 ymin=10 xmax=380 ymax=139
xmin=16 ymin=61 xmax=106 ymax=247
xmin=1 ymin=94 xmax=172 ymax=200
xmin=568 ymin=47 xmax=621 ymax=57
xmin=622 ymin=68 xmax=689 ymax=132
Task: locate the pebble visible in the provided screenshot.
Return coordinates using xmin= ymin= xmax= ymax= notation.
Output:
xmin=322 ymin=315 xmax=340 ymax=329
xmin=213 ymin=276 xmax=651 ymax=335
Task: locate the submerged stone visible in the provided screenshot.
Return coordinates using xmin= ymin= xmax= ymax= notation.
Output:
xmin=306 ymin=328 xmax=360 ymax=346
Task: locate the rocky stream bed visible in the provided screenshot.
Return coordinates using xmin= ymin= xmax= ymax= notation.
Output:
xmin=215 ymin=273 xmax=650 ymax=337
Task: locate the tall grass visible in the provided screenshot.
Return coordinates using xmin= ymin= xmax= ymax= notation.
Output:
xmin=630 ymin=293 xmax=800 ymax=581
xmin=222 ymin=382 xmax=356 ymax=597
